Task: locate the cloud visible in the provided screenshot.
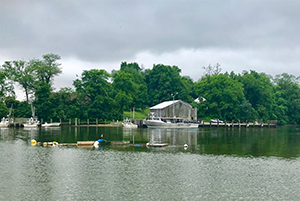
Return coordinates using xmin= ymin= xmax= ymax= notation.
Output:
xmin=1 ymin=0 xmax=300 ymax=100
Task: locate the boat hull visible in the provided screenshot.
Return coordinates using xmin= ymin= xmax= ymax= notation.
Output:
xmin=23 ymin=124 xmax=39 ymax=128
xmin=42 ymin=123 xmax=61 ymax=127
xmin=145 ymin=120 xmax=199 ymax=128
xmin=123 ymin=124 xmax=138 ymax=128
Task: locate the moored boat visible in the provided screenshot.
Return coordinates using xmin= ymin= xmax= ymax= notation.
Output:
xmin=0 ymin=117 xmax=9 ymax=127
xmin=23 ymin=104 xmax=40 ymax=128
xmin=122 ymin=118 xmax=138 ymax=128
xmin=144 ymin=112 xmax=198 ymax=128
xmin=23 ymin=117 xmax=40 ymax=128
xmin=42 ymin=122 xmax=61 ymax=127
xmin=0 ymin=106 xmax=14 ymax=127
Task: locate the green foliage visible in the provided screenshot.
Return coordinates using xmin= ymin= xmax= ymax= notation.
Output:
xmin=123 ymin=108 xmax=150 ymax=119
xmin=0 ymin=102 xmax=8 ymax=117
xmin=2 ymin=60 xmax=35 ymax=102
xmin=73 ymin=69 xmax=121 ymax=121
xmin=0 ymin=66 xmax=16 ymax=100
xmin=145 ymin=64 xmax=192 ymax=106
xmin=31 ymin=53 xmax=62 ymax=85
xmin=236 ymin=71 xmax=275 ymax=121
xmin=2 ymin=55 xmax=300 ymax=125
xmin=34 ymin=82 xmax=52 ymax=120
xmin=273 ymin=73 xmax=300 ymax=124
xmin=195 ymin=73 xmax=245 ymax=121
xmin=113 ymin=62 xmax=148 ymax=110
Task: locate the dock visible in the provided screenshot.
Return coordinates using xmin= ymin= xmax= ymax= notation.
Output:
xmin=199 ymin=120 xmax=277 ymax=128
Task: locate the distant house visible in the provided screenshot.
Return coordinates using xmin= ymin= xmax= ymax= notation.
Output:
xmin=150 ymin=100 xmax=197 ymax=122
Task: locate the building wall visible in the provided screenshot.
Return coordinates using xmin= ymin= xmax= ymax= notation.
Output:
xmin=150 ymin=100 xmax=197 ymax=121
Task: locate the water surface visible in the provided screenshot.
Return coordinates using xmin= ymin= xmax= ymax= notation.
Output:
xmin=0 ymin=126 xmax=299 ymax=200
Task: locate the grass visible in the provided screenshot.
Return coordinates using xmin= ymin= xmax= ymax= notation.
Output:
xmin=123 ymin=108 xmax=150 ymax=120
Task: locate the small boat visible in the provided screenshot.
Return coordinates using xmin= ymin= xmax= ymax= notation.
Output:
xmin=23 ymin=117 xmax=40 ymax=128
xmin=23 ymin=104 xmax=40 ymax=128
xmin=0 ymin=117 xmax=9 ymax=127
xmin=146 ymin=142 xmax=169 ymax=147
xmin=0 ymin=105 xmax=14 ymax=127
xmin=122 ymin=118 xmax=138 ymax=128
xmin=42 ymin=122 xmax=61 ymax=127
xmin=144 ymin=112 xmax=199 ymax=128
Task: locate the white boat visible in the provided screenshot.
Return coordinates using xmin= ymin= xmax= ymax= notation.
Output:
xmin=144 ymin=112 xmax=199 ymax=128
xmin=0 ymin=117 xmax=9 ymax=127
xmin=23 ymin=104 xmax=40 ymax=128
xmin=42 ymin=122 xmax=61 ymax=127
xmin=0 ymin=106 xmax=14 ymax=127
xmin=122 ymin=118 xmax=138 ymax=128
xmin=23 ymin=117 xmax=40 ymax=128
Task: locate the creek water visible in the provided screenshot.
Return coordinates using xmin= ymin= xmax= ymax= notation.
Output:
xmin=0 ymin=126 xmax=299 ymax=200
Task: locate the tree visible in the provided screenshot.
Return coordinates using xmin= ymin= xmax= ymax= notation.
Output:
xmin=49 ymin=87 xmax=77 ymax=120
xmin=73 ymin=69 xmax=120 ymax=120
xmin=112 ymin=62 xmax=149 ymax=110
xmin=34 ymin=82 xmax=52 ymax=120
xmin=112 ymin=70 xmax=135 ymax=111
xmin=195 ymin=73 xmax=245 ymax=121
xmin=202 ymin=63 xmax=222 ymax=76
xmin=273 ymin=73 xmax=300 ymax=124
xmin=237 ymin=70 xmax=275 ymax=121
xmin=145 ymin=64 xmax=190 ymax=106
xmin=1 ymin=60 xmax=34 ymax=102
xmin=31 ymin=53 xmax=62 ymax=85
xmin=29 ymin=54 xmax=62 ymax=120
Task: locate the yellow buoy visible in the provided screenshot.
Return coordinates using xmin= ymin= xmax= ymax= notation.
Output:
xmin=31 ymin=139 xmax=37 ymax=146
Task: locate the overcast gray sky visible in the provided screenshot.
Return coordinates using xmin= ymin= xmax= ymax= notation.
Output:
xmin=1 ymin=0 xmax=300 ymax=100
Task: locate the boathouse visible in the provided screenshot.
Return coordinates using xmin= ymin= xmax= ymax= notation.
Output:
xmin=149 ymin=100 xmax=197 ymax=122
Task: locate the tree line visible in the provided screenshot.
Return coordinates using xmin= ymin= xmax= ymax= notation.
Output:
xmin=1 ymin=54 xmax=300 ymax=125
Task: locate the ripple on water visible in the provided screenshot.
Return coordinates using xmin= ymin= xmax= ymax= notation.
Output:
xmin=0 ymin=142 xmax=300 ymax=200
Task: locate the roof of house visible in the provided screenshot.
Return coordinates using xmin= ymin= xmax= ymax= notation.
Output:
xmin=150 ymin=100 xmax=180 ymax=109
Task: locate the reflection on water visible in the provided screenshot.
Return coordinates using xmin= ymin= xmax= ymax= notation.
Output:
xmin=0 ymin=126 xmax=300 ymax=200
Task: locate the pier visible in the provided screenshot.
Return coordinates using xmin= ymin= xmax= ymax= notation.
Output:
xmin=199 ymin=120 xmax=277 ymax=128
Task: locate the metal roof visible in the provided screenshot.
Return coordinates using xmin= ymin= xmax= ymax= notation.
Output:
xmin=150 ymin=100 xmax=180 ymax=109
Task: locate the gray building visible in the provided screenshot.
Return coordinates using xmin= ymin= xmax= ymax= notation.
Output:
xmin=150 ymin=100 xmax=197 ymax=122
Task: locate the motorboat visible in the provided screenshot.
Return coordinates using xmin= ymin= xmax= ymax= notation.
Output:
xmin=42 ymin=122 xmax=61 ymax=127
xmin=23 ymin=117 xmax=40 ymax=128
xmin=122 ymin=118 xmax=138 ymax=128
xmin=0 ymin=117 xmax=9 ymax=127
xmin=0 ymin=105 xmax=14 ymax=127
xmin=23 ymin=104 xmax=40 ymax=128
xmin=144 ymin=112 xmax=199 ymax=128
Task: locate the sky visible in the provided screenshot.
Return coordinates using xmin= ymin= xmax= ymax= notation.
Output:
xmin=1 ymin=0 xmax=300 ymax=101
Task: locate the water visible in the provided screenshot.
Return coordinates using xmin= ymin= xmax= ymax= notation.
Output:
xmin=0 ymin=126 xmax=300 ymax=200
